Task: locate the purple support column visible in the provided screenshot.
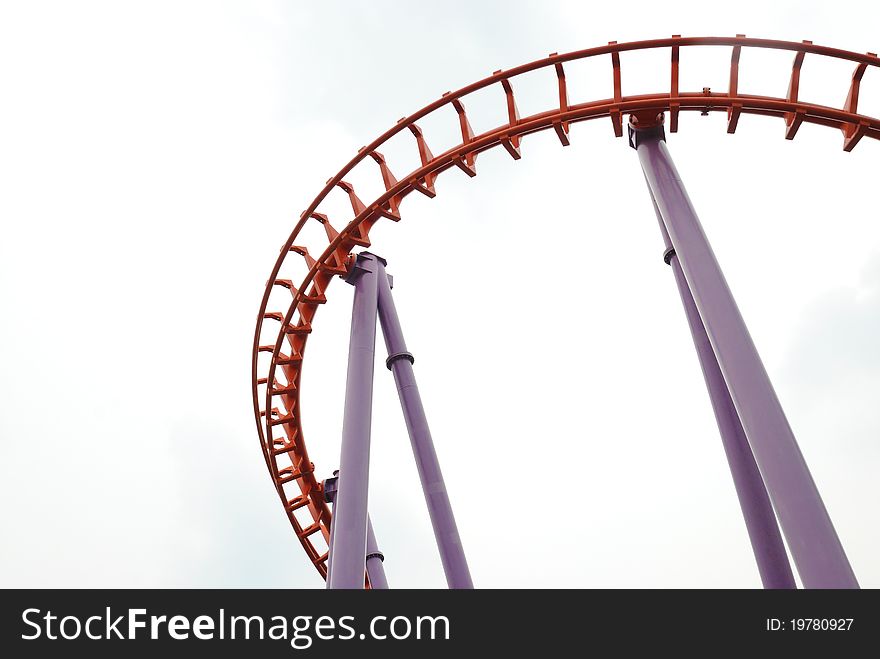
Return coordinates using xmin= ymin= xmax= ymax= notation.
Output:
xmin=366 ymin=518 xmax=388 ymax=589
xmin=325 ymin=472 xmax=388 ymax=588
xmin=327 ymin=252 xmax=381 ymax=589
xmin=632 ymin=123 xmax=858 ymax=588
xmin=375 ymin=261 xmax=474 ymax=589
xmin=648 ymin=191 xmax=795 ymax=589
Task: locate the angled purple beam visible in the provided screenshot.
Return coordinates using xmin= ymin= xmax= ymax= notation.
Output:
xmin=648 ymin=189 xmax=796 ymax=589
xmin=375 ymin=261 xmax=474 ymax=589
xmin=327 ymin=252 xmax=381 ymax=589
xmin=366 ymin=518 xmax=389 ymax=589
xmin=632 ymin=122 xmax=858 ymax=588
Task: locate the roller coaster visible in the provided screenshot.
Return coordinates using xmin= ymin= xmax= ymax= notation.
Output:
xmin=252 ymin=36 xmax=878 ymax=589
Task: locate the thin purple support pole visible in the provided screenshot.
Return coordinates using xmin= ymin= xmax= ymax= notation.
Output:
xmin=327 ymin=252 xmax=381 ymax=589
xmin=648 ymin=190 xmax=795 ymax=589
xmin=632 ymin=123 xmax=858 ymax=588
xmin=375 ymin=261 xmax=474 ymax=589
xmin=366 ymin=518 xmax=388 ymax=589
xmin=326 ymin=496 xmax=338 ymax=583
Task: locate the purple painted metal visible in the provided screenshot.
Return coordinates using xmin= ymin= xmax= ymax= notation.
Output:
xmin=324 ymin=471 xmax=339 ymax=582
xmin=375 ymin=261 xmax=474 ymax=589
xmin=327 ymin=252 xmax=381 ymax=589
xmin=633 ymin=124 xmax=858 ymax=589
xmin=647 ymin=190 xmax=796 ymax=589
xmin=324 ymin=472 xmax=387 ymax=588
xmin=366 ymin=518 xmax=388 ymax=589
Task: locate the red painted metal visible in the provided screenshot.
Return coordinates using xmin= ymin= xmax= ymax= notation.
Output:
xmin=784 ymin=42 xmax=810 ymax=140
xmin=670 ymin=35 xmax=681 ymax=132
xmin=251 ymin=36 xmax=880 ymax=579
xmin=552 ymin=56 xmax=571 ymax=146
xmin=727 ymin=34 xmax=745 ymax=133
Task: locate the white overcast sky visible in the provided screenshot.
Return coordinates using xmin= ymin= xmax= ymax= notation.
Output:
xmin=1 ymin=1 xmax=878 ymax=588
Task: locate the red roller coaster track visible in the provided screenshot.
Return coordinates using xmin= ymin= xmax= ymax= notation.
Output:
xmin=251 ymin=36 xmax=880 ymax=580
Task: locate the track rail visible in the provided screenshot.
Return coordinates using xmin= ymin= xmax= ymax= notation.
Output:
xmin=251 ymin=36 xmax=880 ymax=580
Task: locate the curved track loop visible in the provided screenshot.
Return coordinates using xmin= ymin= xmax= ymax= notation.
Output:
xmin=252 ymin=36 xmax=880 ymax=580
